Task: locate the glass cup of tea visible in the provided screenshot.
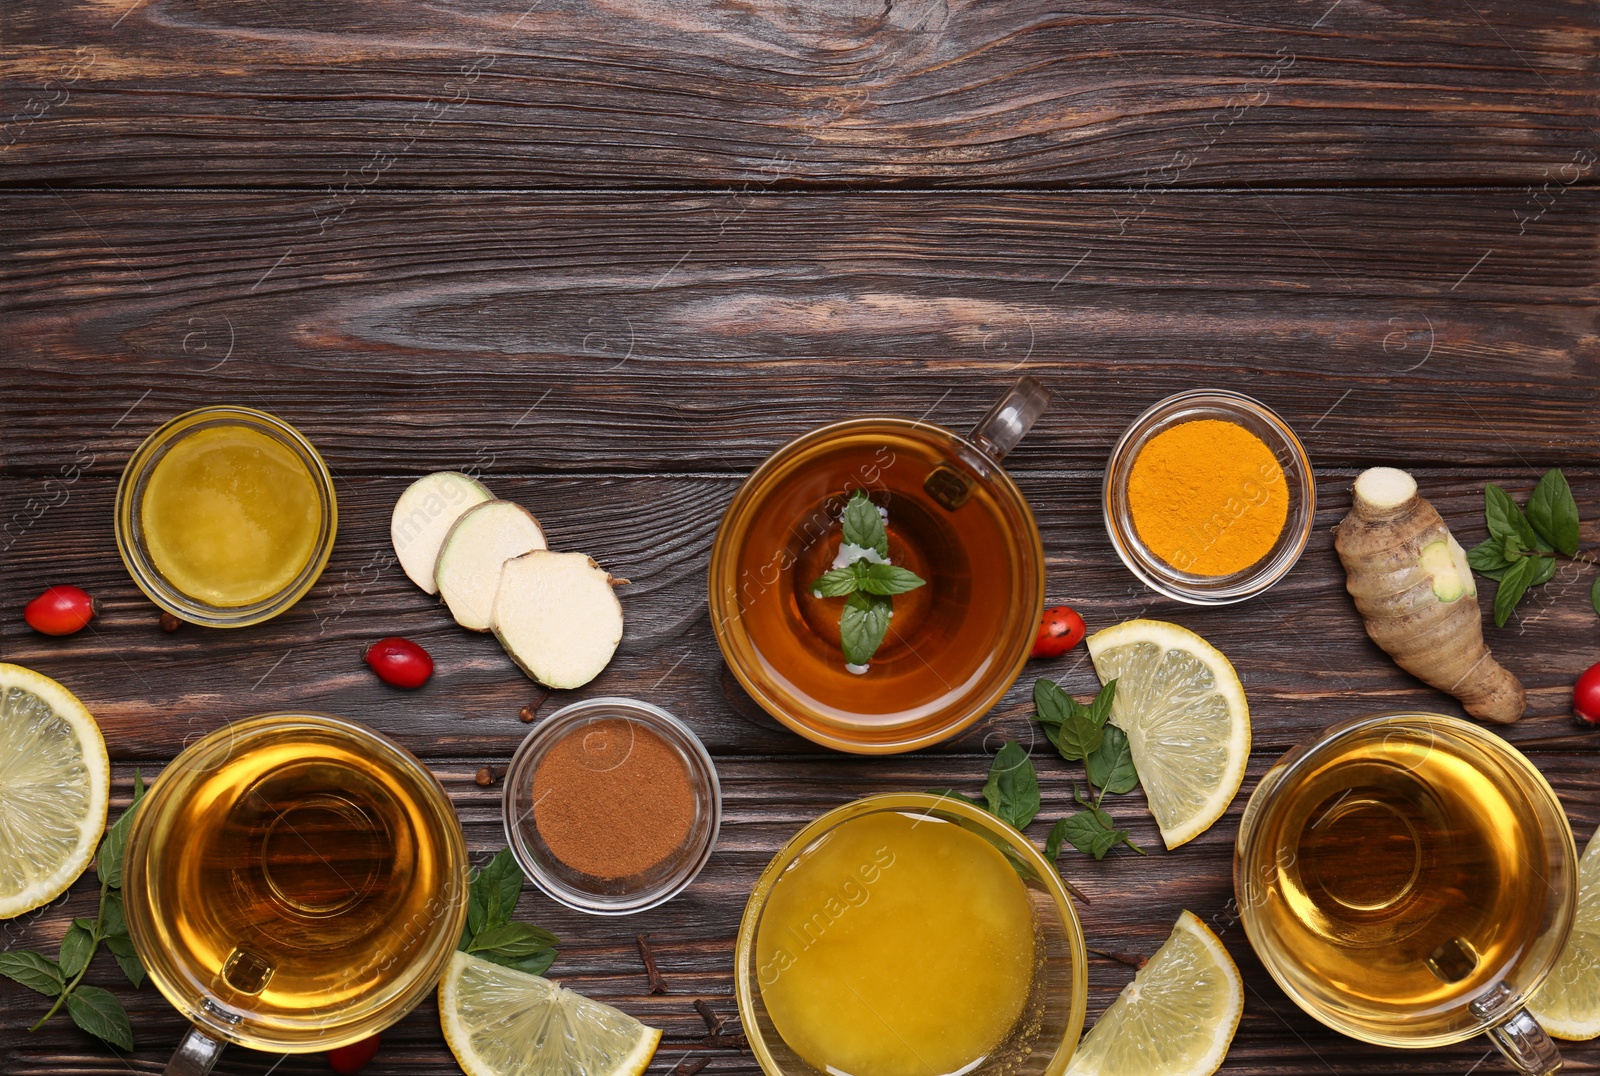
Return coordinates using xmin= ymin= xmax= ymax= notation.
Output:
xmin=123 ymin=713 xmax=470 ymax=1074
xmin=708 ymin=378 xmax=1049 ymax=754
xmin=1235 ymin=712 xmax=1575 ymax=1074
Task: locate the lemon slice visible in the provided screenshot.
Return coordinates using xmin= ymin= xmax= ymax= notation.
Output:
xmin=1066 ymin=910 xmax=1243 ymax=1076
xmin=1529 ymin=821 xmax=1600 ymax=1040
xmin=0 ymin=663 xmax=110 ymax=919
xmin=441 ymin=951 xmax=661 ymax=1076
xmin=1086 ymin=620 xmax=1249 ymax=849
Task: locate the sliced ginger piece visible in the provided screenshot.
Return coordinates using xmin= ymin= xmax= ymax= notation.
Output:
xmin=493 ymin=550 xmax=623 ymax=689
xmin=391 ymin=472 xmax=494 ymax=594
xmin=436 ymin=501 xmax=548 ymax=631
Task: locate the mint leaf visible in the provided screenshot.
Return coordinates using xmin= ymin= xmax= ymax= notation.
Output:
xmin=1084 ymin=679 xmax=1117 ymax=728
xmin=59 ymin=922 xmax=96 ymax=981
xmin=475 ymin=947 xmax=557 ymax=977
xmin=1085 ymin=723 xmax=1139 ymax=795
xmin=1530 ymin=554 xmax=1557 ymax=587
xmin=1059 ymin=810 xmax=1126 ymax=860
xmin=1045 ymin=817 xmax=1069 ymax=862
xmin=810 ymin=567 xmax=859 ymax=597
xmin=66 ymin=986 xmax=133 ymax=1051
xmin=1052 ymin=711 xmax=1102 ymax=762
xmin=1527 ymin=469 xmax=1580 ymax=557
xmin=102 ymin=935 xmax=145 ymax=989
xmin=982 ymin=742 xmax=1041 ymax=830
xmin=929 ymin=789 xmax=984 ymax=807
xmin=0 ymin=951 xmax=63 ymax=997
xmin=466 ymin=848 xmax=524 ymax=940
xmin=1033 ymin=679 xmax=1071 ymax=728
xmin=1485 ymin=484 xmax=1550 ymax=553
xmin=840 ymin=591 xmax=892 ymax=665
xmin=99 ymin=892 xmax=126 ymax=939
xmin=97 ymin=771 xmax=146 ymax=890
xmin=1592 ymin=577 xmax=1600 ymax=618
xmin=1493 ymin=553 xmax=1538 ymax=628
xmin=855 ymin=563 xmax=926 ymax=596
xmin=1466 ymin=537 xmax=1512 ymax=579
xmin=842 ymin=490 xmax=888 ymax=558
xmin=467 ymin=922 xmax=560 ymax=958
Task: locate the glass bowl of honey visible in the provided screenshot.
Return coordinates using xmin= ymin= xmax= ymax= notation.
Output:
xmin=115 ymin=406 xmax=338 ymax=627
xmin=736 ymin=793 xmax=1088 ymax=1076
xmin=1103 ymin=389 xmax=1315 ymax=605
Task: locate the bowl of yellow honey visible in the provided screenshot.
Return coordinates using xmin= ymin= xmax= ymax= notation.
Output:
xmin=736 ymin=793 xmax=1088 ymax=1076
xmin=115 ymin=406 xmax=338 ymax=627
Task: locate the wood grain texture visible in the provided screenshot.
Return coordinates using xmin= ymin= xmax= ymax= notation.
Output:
xmin=2 ymin=0 xmax=1596 ymax=189
xmin=2 ymin=189 xmax=1597 ymax=476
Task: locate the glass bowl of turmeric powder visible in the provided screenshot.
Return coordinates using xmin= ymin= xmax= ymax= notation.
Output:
xmin=1103 ymin=390 xmax=1315 ymax=604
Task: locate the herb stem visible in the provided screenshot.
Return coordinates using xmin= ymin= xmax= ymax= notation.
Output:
xmin=29 ymin=880 xmax=107 ymax=1032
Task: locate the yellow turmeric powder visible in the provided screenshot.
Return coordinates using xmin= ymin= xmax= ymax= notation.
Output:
xmin=1128 ymin=419 xmax=1287 ymax=575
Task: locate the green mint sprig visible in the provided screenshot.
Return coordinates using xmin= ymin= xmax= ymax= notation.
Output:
xmin=457 ymin=848 xmax=559 ymax=977
xmin=1032 ymin=679 xmax=1146 ymax=860
xmin=813 ymin=490 xmax=926 ymax=666
xmin=1466 ymin=468 xmax=1596 ymax=626
xmin=0 ymin=772 xmax=148 ymax=1052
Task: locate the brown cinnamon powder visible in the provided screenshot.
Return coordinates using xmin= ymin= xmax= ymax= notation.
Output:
xmin=532 ymin=718 xmax=695 ymax=880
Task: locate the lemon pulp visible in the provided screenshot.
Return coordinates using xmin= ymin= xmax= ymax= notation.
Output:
xmin=141 ymin=424 xmax=321 ymax=606
xmin=756 ymin=811 xmax=1036 ymax=1076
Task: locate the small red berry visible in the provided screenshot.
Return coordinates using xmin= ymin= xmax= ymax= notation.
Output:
xmin=24 ymin=586 xmax=98 ymax=636
xmin=327 ymin=1033 xmax=380 ymax=1075
xmin=364 ymin=637 xmax=433 ymax=689
xmin=1031 ymin=605 xmax=1086 ymax=659
xmin=1575 ymin=662 xmax=1600 ymax=726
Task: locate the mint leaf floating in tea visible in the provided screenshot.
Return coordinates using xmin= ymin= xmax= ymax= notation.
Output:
xmin=1 ymin=772 xmax=148 ymax=1050
xmin=812 ymin=490 xmax=926 ymax=670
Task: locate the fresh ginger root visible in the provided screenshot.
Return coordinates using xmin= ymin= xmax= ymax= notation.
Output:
xmin=1334 ymin=467 xmax=1525 ymax=724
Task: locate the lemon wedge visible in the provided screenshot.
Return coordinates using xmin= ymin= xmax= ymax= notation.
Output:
xmin=1529 ymin=821 xmax=1600 ymax=1040
xmin=0 ymin=664 xmax=110 ymax=919
xmin=1086 ymin=620 xmax=1249 ymax=849
xmin=440 ymin=951 xmax=661 ymax=1076
xmin=1066 ymin=910 xmax=1243 ymax=1076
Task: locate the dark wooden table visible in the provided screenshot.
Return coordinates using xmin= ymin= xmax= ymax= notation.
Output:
xmin=3 ymin=2 xmax=1598 ymax=1073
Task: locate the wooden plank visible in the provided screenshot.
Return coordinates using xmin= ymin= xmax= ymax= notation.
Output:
xmin=2 ymin=189 xmax=1596 ymax=475
xmin=2 ymin=1 xmax=1595 ymax=189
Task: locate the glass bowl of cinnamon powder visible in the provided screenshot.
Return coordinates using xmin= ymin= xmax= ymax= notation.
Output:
xmin=503 ymin=698 xmax=721 ymax=915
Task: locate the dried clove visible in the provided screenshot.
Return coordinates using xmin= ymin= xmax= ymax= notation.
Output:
xmin=519 ymin=689 xmax=550 ymax=723
xmin=670 ymin=1059 xmax=708 ymax=1076
xmin=635 ymin=933 xmax=668 ymax=994
xmin=694 ymin=998 xmax=724 ymax=1038
xmin=1087 ymin=946 xmax=1147 ymax=970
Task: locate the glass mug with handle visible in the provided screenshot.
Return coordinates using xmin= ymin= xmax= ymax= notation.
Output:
xmin=1236 ymin=712 xmax=1575 ymax=1074
xmin=124 ymin=713 xmax=470 ymax=1074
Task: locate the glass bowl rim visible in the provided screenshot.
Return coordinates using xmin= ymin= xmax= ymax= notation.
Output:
xmin=707 ymin=415 xmax=1046 ymax=754
xmin=113 ymin=405 xmax=339 ymax=628
xmin=501 ymin=696 xmax=723 ymax=916
xmin=734 ymin=791 xmax=1088 ymax=1076
xmin=1102 ymin=388 xmax=1315 ymax=605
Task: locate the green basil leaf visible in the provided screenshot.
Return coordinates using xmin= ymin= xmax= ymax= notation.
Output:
xmin=810 ymin=567 xmax=859 ymax=598
xmin=1466 ymin=538 xmax=1512 ymax=576
xmin=1530 ymin=555 xmax=1557 ymax=588
xmin=1085 ymin=723 xmax=1140 ymax=795
xmin=981 ymin=741 xmax=1041 ymax=830
xmin=66 ymin=986 xmax=133 ymax=1052
xmin=0 ymin=951 xmax=63 ymax=997
xmin=1527 ymin=469 xmax=1580 ymax=557
xmin=840 ymin=591 xmax=892 ymax=665
xmin=59 ymin=922 xmax=96 ymax=980
xmin=1085 ymin=679 xmax=1118 ymax=728
xmin=102 ymin=936 xmax=145 ymax=989
xmin=467 ymin=922 xmax=560 ymax=958
xmin=1053 ymin=712 xmax=1103 ymax=763
xmin=1493 ymin=553 xmax=1538 ymax=628
xmin=1032 ymin=679 xmax=1072 ymax=728
xmin=855 ymin=564 xmax=927 ymax=596
xmin=475 ymin=947 xmax=557 ymax=977
xmin=97 ymin=770 xmax=147 ymax=890
xmin=841 ymin=490 xmax=889 ymax=557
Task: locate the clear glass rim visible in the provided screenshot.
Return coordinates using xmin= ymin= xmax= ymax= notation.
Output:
xmin=1234 ymin=710 xmax=1577 ymax=1048
xmin=501 ymin=697 xmax=722 ymax=915
xmin=734 ymin=792 xmax=1088 ymax=1076
xmin=122 ymin=712 xmax=469 ymax=1051
xmin=1102 ymin=389 xmax=1315 ymax=605
xmin=708 ymin=416 xmax=1046 ymax=754
xmin=114 ymin=405 xmax=339 ymax=628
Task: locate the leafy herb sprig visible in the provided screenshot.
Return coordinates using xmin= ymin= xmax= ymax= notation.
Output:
xmin=457 ymin=848 xmax=559 ymax=977
xmin=1466 ymin=468 xmax=1597 ymax=627
xmin=1032 ymin=679 xmax=1146 ymax=860
xmin=0 ymin=773 xmax=148 ymax=1051
xmin=813 ymin=490 xmax=926 ymax=666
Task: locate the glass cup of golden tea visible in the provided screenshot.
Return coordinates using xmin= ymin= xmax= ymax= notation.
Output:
xmin=123 ymin=713 xmax=469 ymax=1074
xmin=709 ymin=378 xmax=1050 ymax=754
xmin=115 ymin=406 xmax=338 ymax=627
xmin=502 ymin=697 xmax=722 ymax=914
xmin=736 ymin=793 xmax=1088 ymax=1076
xmin=1103 ymin=389 xmax=1314 ymax=604
xmin=1235 ymin=712 xmax=1575 ymax=1075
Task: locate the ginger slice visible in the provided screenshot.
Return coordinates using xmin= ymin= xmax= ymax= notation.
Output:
xmin=492 ymin=550 xmax=623 ymax=690
xmin=435 ymin=501 xmax=548 ymax=631
xmin=391 ymin=472 xmax=495 ymax=594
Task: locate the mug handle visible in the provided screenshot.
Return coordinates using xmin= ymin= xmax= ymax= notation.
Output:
xmin=166 ymin=1025 xmax=227 ymax=1076
xmin=967 ymin=376 xmax=1050 ymax=466
xmin=1474 ymin=985 xmax=1562 ymax=1075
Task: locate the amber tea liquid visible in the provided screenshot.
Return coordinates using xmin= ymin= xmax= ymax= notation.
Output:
xmin=124 ymin=716 xmax=467 ymax=1051
xmin=1240 ymin=718 xmax=1568 ymax=1045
